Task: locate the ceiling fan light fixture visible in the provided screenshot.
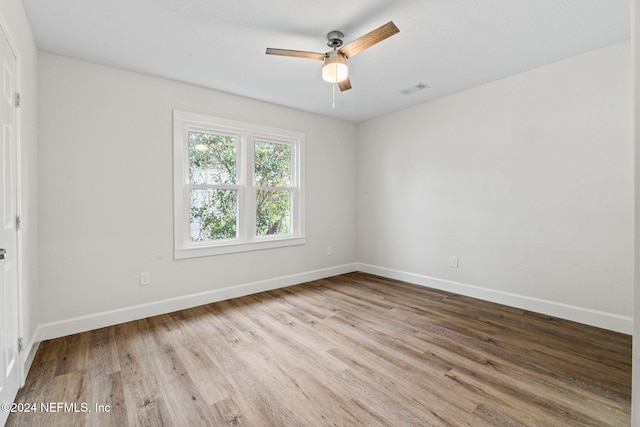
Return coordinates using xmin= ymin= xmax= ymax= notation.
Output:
xmin=322 ymin=51 xmax=348 ymax=83
xmin=266 ymin=21 xmax=399 ymax=92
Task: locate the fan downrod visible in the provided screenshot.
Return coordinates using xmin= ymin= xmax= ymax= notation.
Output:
xmin=326 ymin=31 xmax=344 ymax=49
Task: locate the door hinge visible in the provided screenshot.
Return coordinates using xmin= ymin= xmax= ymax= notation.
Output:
xmin=15 ymin=92 xmax=20 ymax=108
xmin=18 ymin=337 xmax=23 ymax=353
xmin=16 ymin=215 xmax=20 ymax=230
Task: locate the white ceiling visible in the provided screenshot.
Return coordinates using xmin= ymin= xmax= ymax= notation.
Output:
xmin=23 ymin=0 xmax=630 ymax=123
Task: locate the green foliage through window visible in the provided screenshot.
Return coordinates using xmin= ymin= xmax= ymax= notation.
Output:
xmin=256 ymin=190 xmax=291 ymax=236
xmin=255 ymin=142 xmax=292 ymax=236
xmin=187 ymin=134 xmax=294 ymax=240
xmin=189 ymin=132 xmax=238 ymax=241
xmin=254 ymin=141 xmax=291 ymax=187
xmin=189 ymin=132 xmax=237 ymax=185
xmin=191 ymin=189 xmax=237 ymax=241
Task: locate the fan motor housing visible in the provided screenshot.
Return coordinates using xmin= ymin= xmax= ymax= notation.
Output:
xmin=326 ymin=31 xmax=344 ymax=49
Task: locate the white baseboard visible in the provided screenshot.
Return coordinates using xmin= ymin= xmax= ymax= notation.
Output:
xmin=38 ymin=263 xmax=358 ymax=341
xmin=36 ymin=261 xmax=631 ymax=343
xmin=357 ymin=263 xmax=632 ymax=334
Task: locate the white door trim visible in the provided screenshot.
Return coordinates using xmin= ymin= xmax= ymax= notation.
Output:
xmin=0 ymin=10 xmax=24 ymax=387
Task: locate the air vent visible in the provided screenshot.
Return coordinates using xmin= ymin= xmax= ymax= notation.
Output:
xmin=399 ymin=82 xmax=429 ymax=95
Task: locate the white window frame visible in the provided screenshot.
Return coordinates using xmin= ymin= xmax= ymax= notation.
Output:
xmin=173 ymin=110 xmax=305 ymax=259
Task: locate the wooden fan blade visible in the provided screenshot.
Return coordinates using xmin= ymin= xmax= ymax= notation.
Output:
xmin=338 ymin=77 xmax=352 ymax=92
xmin=339 ymin=21 xmax=400 ymax=59
xmin=265 ymin=48 xmax=325 ymax=61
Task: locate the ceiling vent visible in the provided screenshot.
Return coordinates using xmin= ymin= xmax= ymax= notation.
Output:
xmin=399 ymin=82 xmax=429 ymax=95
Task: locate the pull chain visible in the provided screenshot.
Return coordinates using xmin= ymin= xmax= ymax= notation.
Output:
xmin=332 ymin=83 xmax=336 ymax=109
xmin=332 ymin=55 xmax=338 ymax=109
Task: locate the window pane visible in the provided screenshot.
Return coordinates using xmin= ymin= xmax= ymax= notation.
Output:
xmin=189 ymin=132 xmax=237 ymax=185
xmin=256 ymin=190 xmax=291 ymax=236
xmin=190 ymin=189 xmax=237 ymax=241
xmin=254 ymin=141 xmax=291 ymax=187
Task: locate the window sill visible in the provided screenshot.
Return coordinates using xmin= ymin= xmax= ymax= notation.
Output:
xmin=174 ymin=236 xmax=306 ymax=259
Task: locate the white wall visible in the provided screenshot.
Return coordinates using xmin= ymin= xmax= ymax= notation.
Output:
xmin=37 ymin=53 xmax=357 ymax=338
xmin=1 ymin=0 xmax=39 ymax=373
xmin=357 ymin=41 xmax=633 ymax=332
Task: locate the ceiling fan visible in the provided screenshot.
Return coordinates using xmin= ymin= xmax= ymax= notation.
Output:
xmin=266 ymin=21 xmax=400 ymax=92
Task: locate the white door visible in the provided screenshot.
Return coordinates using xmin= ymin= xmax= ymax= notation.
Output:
xmin=0 ymin=25 xmax=19 ymax=427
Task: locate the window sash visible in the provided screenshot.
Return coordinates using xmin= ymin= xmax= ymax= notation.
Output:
xmin=255 ymin=189 xmax=293 ymax=237
xmin=188 ymin=186 xmax=242 ymax=242
xmin=188 ymin=131 xmax=239 ymax=186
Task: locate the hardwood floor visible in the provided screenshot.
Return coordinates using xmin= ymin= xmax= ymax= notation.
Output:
xmin=6 ymin=272 xmax=631 ymax=426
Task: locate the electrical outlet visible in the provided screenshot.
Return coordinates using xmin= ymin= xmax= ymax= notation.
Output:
xmin=140 ymin=272 xmax=150 ymax=286
xmin=326 ymin=246 xmax=333 ymax=256
xmin=449 ymin=257 xmax=459 ymax=268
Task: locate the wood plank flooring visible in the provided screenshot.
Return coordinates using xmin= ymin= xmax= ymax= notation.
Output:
xmin=6 ymin=272 xmax=631 ymax=426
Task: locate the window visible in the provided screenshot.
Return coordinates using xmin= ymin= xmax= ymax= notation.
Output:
xmin=173 ymin=111 xmax=305 ymax=258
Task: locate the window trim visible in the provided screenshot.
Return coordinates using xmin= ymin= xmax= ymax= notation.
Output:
xmin=173 ymin=110 xmax=305 ymax=259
